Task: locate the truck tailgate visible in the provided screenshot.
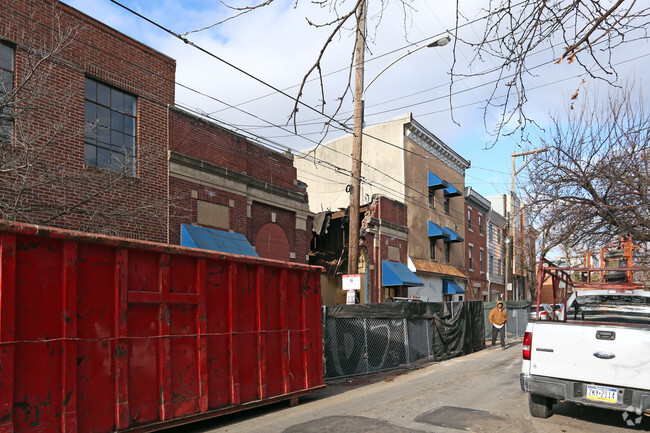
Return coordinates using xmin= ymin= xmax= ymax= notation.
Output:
xmin=529 ymin=321 xmax=650 ymax=389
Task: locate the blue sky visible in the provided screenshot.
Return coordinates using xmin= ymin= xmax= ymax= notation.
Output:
xmin=65 ymin=0 xmax=650 ymax=200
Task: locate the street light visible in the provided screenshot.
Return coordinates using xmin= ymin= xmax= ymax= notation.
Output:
xmin=347 ymin=33 xmax=452 ymax=276
xmin=362 ymin=35 xmax=451 ymax=101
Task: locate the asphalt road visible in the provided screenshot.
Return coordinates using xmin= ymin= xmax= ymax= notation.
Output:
xmin=167 ymin=340 xmax=649 ymax=433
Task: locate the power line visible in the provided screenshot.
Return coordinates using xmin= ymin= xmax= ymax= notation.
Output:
xmin=109 ymin=0 xmax=354 ymax=136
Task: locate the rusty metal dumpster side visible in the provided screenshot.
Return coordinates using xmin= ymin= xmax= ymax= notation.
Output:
xmin=0 ymin=222 xmax=324 ymax=433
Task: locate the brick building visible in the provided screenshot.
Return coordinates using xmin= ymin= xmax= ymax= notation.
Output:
xmin=0 ymin=0 xmax=175 ymax=242
xmin=486 ymin=208 xmax=507 ymax=301
xmin=464 ymin=187 xmax=490 ymax=300
xmin=0 ymin=1 xmax=312 ymax=261
xmin=311 ymin=195 xmax=414 ymax=304
xmin=168 ymin=108 xmax=312 ymax=263
xmin=297 ymin=113 xmax=470 ymax=304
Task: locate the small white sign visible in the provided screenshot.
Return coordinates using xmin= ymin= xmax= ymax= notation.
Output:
xmin=346 ymin=290 xmax=356 ymax=305
xmin=507 ymin=283 xmax=512 ymax=291
xmin=342 ymin=274 xmax=361 ymax=291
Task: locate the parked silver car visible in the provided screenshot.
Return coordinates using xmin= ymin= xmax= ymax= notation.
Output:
xmin=529 ymin=304 xmax=553 ymax=321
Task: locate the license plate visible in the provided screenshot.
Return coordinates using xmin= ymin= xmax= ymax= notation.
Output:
xmin=586 ymin=385 xmax=618 ymax=403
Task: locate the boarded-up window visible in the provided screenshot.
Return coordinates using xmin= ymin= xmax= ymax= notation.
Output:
xmin=256 ymin=223 xmax=290 ymax=261
xmin=197 ymin=200 xmax=229 ymax=229
xmin=387 ymin=245 xmax=400 ymax=262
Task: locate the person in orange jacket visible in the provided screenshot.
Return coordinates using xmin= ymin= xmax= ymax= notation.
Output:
xmin=489 ymin=300 xmax=508 ymax=349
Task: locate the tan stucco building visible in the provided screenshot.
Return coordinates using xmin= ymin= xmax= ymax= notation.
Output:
xmin=296 ymin=113 xmax=471 ymax=303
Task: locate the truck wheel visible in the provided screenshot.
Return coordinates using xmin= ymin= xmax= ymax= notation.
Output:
xmin=529 ymin=393 xmax=553 ymax=418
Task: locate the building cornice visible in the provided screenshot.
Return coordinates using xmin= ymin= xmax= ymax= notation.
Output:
xmin=465 ymin=187 xmax=491 ymax=212
xmin=169 ymin=151 xmax=308 ymax=206
xmin=405 ymin=118 xmax=471 ymax=175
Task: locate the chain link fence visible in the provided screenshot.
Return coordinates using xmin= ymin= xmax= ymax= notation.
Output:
xmin=483 ymin=301 xmax=531 ymax=340
xmin=322 ymin=301 xmax=484 ymax=380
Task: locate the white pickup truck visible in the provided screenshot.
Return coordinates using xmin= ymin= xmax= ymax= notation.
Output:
xmin=520 ymin=289 xmax=650 ymax=418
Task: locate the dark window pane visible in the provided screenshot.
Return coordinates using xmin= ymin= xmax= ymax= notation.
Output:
xmin=123 ymin=134 xmax=135 ymax=152
xmin=124 ymin=155 xmax=136 ymax=175
xmin=111 ymin=88 xmax=124 ymax=113
xmin=0 ymin=121 xmax=12 ymax=144
xmin=97 ymin=83 xmax=110 ymax=106
xmin=123 ymin=116 xmax=135 ymax=136
xmin=124 ymin=94 xmax=136 ymax=115
xmin=84 ymin=121 xmax=96 ymax=140
xmin=111 ymin=130 xmax=124 ymax=149
xmin=84 ymin=100 xmax=97 ymax=122
xmin=84 ymin=142 xmax=97 ymax=166
xmin=0 ymin=44 xmax=13 ymax=71
xmin=97 ymin=106 xmax=110 ymax=128
xmin=97 ymin=147 xmax=111 ymax=167
xmin=84 ymin=78 xmax=96 ymax=102
xmin=84 ymin=77 xmax=137 ymax=175
xmin=0 ymin=71 xmax=12 ymax=94
xmin=97 ymin=126 xmax=110 ymax=144
xmin=111 ymin=111 xmax=124 ymax=131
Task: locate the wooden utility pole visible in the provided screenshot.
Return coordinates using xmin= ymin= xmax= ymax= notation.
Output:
xmin=506 ymin=147 xmax=548 ymax=300
xmin=348 ymin=0 xmax=366 ymax=275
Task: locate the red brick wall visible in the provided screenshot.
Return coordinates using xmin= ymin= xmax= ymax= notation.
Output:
xmin=168 ymin=177 xmax=248 ymax=244
xmin=368 ymin=196 xmax=409 ymax=302
xmin=1 ymin=0 xmax=175 ymax=242
xmin=168 ymin=109 xmax=300 ymax=193
xmin=465 ymin=202 xmax=488 ymax=300
xmin=376 ymin=196 xmax=408 ymax=228
xmin=168 ymin=109 xmax=311 ymax=263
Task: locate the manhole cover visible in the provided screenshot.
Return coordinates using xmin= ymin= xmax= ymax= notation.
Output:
xmin=283 ymin=415 xmax=425 ymax=433
xmin=415 ymin=406 xmax=532 ymax=432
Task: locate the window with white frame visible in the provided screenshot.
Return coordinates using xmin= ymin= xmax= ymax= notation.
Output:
xmin=445 ymin=242 xmax=450 ymax=263
xmin=479 ymin=213 xmax=483 ymax=235
xmin=489 ymin=254 xmax=494 ymax=274
xmin=468 ymin=245 xmax=473 ymax=270
xmin=467 ymin=208 xmax=472 ymax=230
xmin=0 ymin=42 xmax=14 ymax=145
xmin=480 ymin=248 xmax=484 ymax=273
xmin=84 ymin=77 xmax=137 ymax=174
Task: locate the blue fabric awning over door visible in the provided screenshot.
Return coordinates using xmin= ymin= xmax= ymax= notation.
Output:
xmin=444 ymin=184 xmax=462 ymax=197
xmin=443 ymin=279 xmax=466 ymax=294
xmin=427 ymin=171 xmax=448 ymax=189
xmin=442 ymin=226 xmax=464 ymax=243
xmin=181 ymin=224 xmax=259 ymax=257
xmin=382 ymin=260 xmax=424 ymax=287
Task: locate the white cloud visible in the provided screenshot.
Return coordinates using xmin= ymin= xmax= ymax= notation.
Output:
xmin=64 ymin=0 xmax=650 ymax=197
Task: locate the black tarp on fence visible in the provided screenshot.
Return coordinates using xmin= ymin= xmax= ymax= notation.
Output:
xmin=323 ymin=301 xmax=485 ymax=379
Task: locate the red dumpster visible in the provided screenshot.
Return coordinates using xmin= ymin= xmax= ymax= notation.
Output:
xmin=0 ymin=222 xmax=324 ymax=433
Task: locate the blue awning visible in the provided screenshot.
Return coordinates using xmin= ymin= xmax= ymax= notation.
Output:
xmin=444 ymin=183 xmax=462 ymax=197
xmin=443 ymin=279 xmax=466 ymax=294
xmin=382 ymin=260 xmax=424 ymax=287
xmin=427 ymin=171 xmax=448 ymax=189
xmin=428 ymin=221 xmax=449 ymax=238
xmin=443 ymin=226 xmax=464 ymax=243
xmin=181 ymin=224 xmax=259 ymax=257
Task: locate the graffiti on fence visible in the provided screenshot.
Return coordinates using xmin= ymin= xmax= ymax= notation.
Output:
xmin=324 ymin=318 xmax=409 ymax=378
